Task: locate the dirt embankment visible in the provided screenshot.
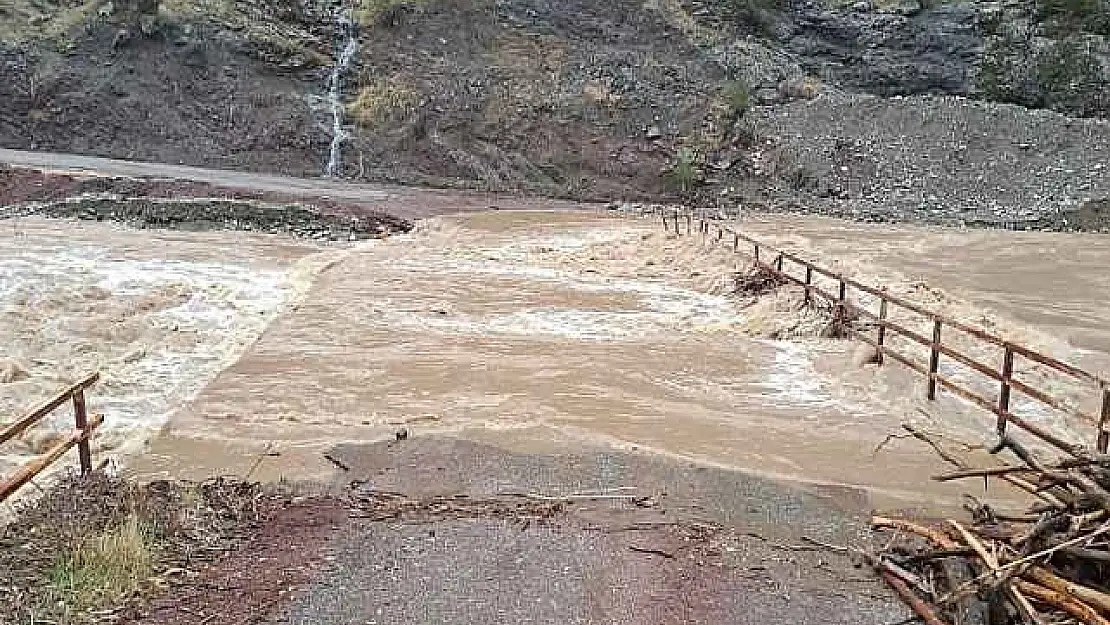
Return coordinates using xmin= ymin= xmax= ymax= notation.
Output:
xmin=0 ymin=165 xmax=412 ymax=237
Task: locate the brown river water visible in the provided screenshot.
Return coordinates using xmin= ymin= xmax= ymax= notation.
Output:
xmin=3 ymin=211 xmax=1110 ymax=513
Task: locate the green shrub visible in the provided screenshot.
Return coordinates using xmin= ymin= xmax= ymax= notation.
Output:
xmin=666 ymin=148 xmax=700 ymax=194
xmin=1037 ymin=0 xmax=1110 ymax=35
xmin=722 ymin=80 xmax=751 ymax=121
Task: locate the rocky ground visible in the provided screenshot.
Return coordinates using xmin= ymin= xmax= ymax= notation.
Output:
xmin=747 ymin=93 xmax=1110 ymax=229
xmin=2 ymin=0 xmax=1110 ymax=229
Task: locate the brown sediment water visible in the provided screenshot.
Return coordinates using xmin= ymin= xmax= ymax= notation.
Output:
xmin=128 ymin=210 xmax=1101 ymax=512
xmin=7 ymin=210 xmax=1110 ymax=514
xmin=737 ymin=214 xmax=1110 ymax=375
xmin=0 ymin=217 xmax=327 ymax=493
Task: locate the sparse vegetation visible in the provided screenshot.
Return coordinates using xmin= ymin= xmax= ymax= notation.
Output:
xmin=979 ymin=34 xmax=1109 ymax=118
xmin=0 ymin=0 xmax=108 ymax=45
xmin=348 ymin=80 xmax=419 ymax=130
xmin=355 ymin=0 xmax=427 ymax=27
xmin=727 ymin=0 xmax=784 ymax=36
xmin=666 ymin=148 xmax=700 ymax=195
xmin=722 ymin=79 xmax=751 ymax=121
xmin=1037 ymin=0 xmax=1110 ymax=35
xmin=49 ymin=514 xmax=157 ymax=610
xmin=0 ymin=473 xmax=289 ymax=624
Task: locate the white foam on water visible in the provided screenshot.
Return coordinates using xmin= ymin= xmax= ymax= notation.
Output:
xmin=383 ymin=272 xmax=749 ymax=342
xmin=382 ymin=227 xmax=851 ymax=416
xmin=0 ymin=244 xmax=307 ymax=460
xmin=751 ymin=340 xmax=836 ymax=410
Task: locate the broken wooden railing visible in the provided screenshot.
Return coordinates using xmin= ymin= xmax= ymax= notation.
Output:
xmin=655 ymin=208 xmax=1109 ymax=456
xmin=0 ymin=372 xmax=102 ymax=503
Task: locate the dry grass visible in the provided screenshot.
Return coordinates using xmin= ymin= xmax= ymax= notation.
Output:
xmin=48 ymin=514 xmax=157 ymax=610
xmin=348 ymin=79 xmax=418 ymax=129
xmin=159 ymin=0 xmax=330 ymax=68
xmin=642 ymin=0 xmax=720 ymax=46
xmin=354 ymin=0 xmax=429 ymax=26
xmin=0 ymin=0 xmax=107 ymax=46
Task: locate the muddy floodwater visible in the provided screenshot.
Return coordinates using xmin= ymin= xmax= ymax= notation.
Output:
xmin=0 ymin=218 xmax=328 ymax=484
xmin=4 ymin=210 xmax=1110 ymax=512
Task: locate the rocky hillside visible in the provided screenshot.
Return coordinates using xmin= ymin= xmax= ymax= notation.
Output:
xmin=1 ymin=0 xmax=1110 ymax=228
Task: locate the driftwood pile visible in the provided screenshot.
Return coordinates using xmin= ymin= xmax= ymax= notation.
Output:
xmin=872 ymin=425 xmax=1110 ymax=625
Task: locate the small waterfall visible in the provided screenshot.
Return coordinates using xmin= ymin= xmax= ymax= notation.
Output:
xmin=325 ymin=15 xmax=358 ymax=178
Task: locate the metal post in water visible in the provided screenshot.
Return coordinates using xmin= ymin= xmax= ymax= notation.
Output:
xmin=804 ymin=266 xmax=813 ymax=305
xmin=837 ymin=279 xmax=847 ymax=328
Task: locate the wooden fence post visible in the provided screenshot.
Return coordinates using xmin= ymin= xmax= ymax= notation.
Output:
xmin=837 ymin=279 xmax=847 ymax=329
xmin=1098 ymin=385 xmax=1110 ymax=453
xmin=927 ymin=318 xmax=942 ymax=400
xmin=72 ymin=388 xmax=92 ymax=475
xmin=876 ymin=298 xmax=888 ymax=366
xmin=804 ymin=266 xmax=813 ymax=305
xmin=733 ymin=233 xmax=739 ymax=252
xmin=998 ymin=346 xmax=1014 ymax=435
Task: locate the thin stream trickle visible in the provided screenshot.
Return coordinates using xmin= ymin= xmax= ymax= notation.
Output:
xmin=325 ymin=15 xmax=358 ymax=178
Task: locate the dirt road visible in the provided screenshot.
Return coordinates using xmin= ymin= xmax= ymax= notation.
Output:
xmin=0 ymin=148 xmax=591 ymax=219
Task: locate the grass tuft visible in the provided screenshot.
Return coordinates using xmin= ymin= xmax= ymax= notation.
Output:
xmin=49 ymin=515 xmax=157 ymax=609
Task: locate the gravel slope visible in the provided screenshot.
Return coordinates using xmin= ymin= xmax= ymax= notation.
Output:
xmin=755 ymin=93 xmax=1110 ymax=228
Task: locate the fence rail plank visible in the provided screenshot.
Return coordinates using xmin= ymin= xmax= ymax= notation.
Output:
xmin=1 ymin=373 xmax=102 ymax=503
xmin=0 ymin=413 xmax=104 ymax=502
xmin=0 ymin=373 xmax=99 ymax=446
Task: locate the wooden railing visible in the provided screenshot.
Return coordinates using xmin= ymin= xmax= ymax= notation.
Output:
xmin=0 ymin=372 xmax=102 ymax=502
xmin=656 ymin=209 xmax=1109 ymax=457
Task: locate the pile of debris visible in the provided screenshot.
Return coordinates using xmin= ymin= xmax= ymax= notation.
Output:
xmin=872 ymin=426 xmax=1110 ymax=625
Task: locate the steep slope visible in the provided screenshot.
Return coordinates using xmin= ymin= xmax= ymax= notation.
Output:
xmin=1 ymin=0 xmax=1110 ymax=228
